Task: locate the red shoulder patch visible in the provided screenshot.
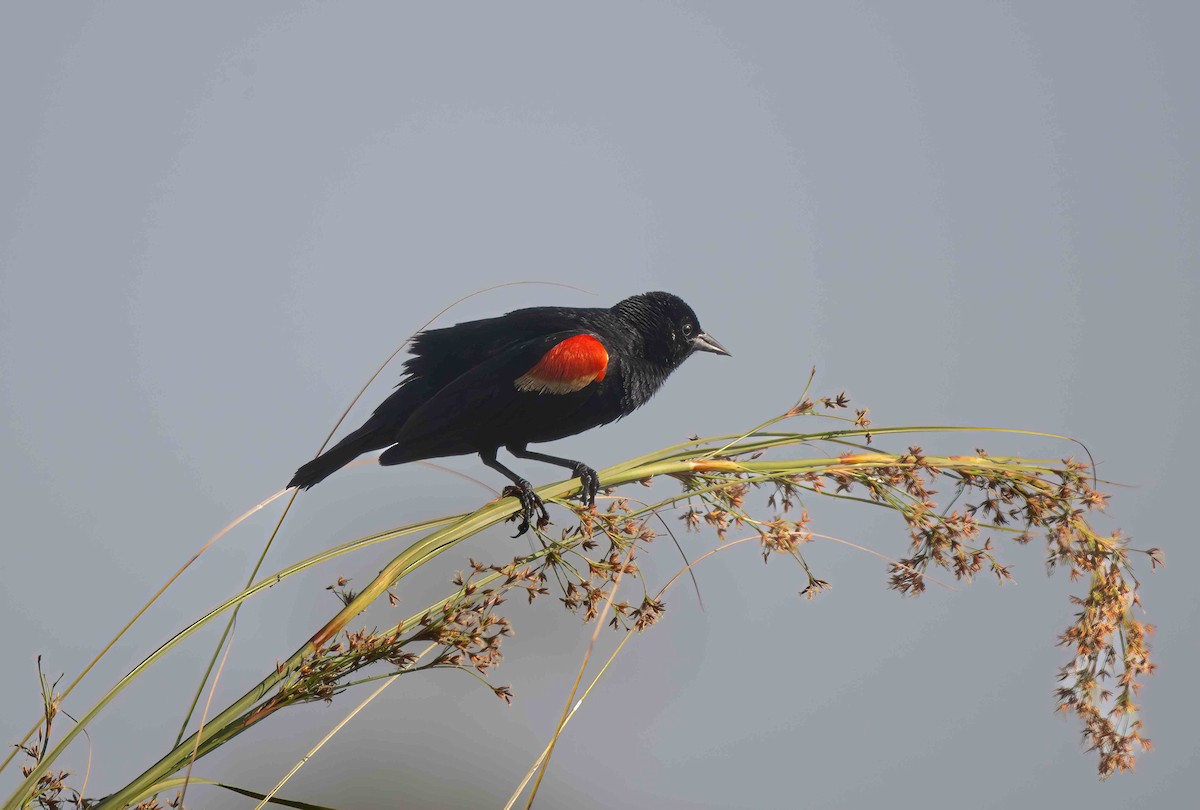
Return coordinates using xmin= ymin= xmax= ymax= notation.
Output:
xmin=515 ymin=334 xmax=609 ymax=394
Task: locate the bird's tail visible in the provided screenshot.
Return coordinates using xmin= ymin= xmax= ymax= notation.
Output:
xmin=288 ymin=424 xmax=388 ymax=490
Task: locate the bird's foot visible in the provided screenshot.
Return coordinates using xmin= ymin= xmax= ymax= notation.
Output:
xmin=572 ymin=463 xmax=600 ymax=508
xmin=502 ymin=480 xmax=551 ymax=537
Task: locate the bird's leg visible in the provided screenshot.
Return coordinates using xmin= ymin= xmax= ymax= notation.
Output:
xmin=479 ymin=448 xmax=550 ymax=537
xmin=506 ymin=444 xmax=600 ymax=508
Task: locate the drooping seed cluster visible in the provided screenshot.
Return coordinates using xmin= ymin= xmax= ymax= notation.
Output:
xmin=669 ymin=408 xmax=1156 ymax=777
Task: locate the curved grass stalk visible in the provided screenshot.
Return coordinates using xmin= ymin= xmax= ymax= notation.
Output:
xmin=17 ymin=454 xmax=762 ymax=808
xmin=3 ymin=512 xmax=459 ymax=810
xmin=80 ymin=493 xmax=567 ymax=809
xmin=0 ymin=490 xmax=290 ymax=778
xmin=7 ymin=423 xmax=1151 ymax=808
xmin=247 ymin=642 xmax=439 ymax=810
xmin=525 ymin=540 xmax=638 ymax=808
xmin=505 ymin=534 xmax=759 ymax=809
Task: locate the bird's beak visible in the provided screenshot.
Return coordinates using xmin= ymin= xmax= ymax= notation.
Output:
xmin=692 ymin=332 xmax=731 ymax=356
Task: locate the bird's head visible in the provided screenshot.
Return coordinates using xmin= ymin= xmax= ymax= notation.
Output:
xmin=613 ymin=291 xmax=730 ymax=367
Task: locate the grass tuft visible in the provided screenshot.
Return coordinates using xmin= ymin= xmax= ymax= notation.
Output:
xmin=5 ymin=395 xmax=1156 ymax=808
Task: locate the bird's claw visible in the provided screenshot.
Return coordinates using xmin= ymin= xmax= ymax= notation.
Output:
xmin=503 ymin=481 xmax=550 ymax=537
xmin=572 ymin=463 xmax=600 ymax=508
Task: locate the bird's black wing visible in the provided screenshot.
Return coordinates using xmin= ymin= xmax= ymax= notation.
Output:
xmin=380 ymin=330 xmax=613 ymax=463
xmin=400 ymin=306 xmax=605 ymax=385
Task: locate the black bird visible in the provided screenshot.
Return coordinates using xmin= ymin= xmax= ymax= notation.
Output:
xmin=288 ymin=291 xmax=729 ymax=534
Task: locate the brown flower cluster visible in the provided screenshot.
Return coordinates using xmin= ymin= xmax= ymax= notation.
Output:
xmin=548 ymin=497 xmax=660 ymax=626
xmin=13 ymin=660 xmax=89 ymax=810
xmin=262 ymin=562 xmax=543 ymax=716
xmin=668 ymin=393 xmax=1156 ymax=777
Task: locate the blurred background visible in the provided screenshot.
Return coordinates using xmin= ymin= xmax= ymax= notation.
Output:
xmin=2 ymin=3 xmax=1196 ymax=807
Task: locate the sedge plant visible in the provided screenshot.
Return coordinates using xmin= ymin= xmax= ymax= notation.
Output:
xmin=4 ymin=385 xmax=1158 ymax=809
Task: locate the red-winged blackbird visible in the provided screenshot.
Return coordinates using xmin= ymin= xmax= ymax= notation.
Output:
xmin=288 ymin=291 xmax=729 ymax=534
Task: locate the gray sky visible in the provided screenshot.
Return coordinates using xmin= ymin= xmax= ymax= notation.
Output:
xmin=2 ymin=3 xmax=1197 ymax=808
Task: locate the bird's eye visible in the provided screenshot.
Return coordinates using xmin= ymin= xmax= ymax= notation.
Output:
xmin=682 ymin=322 xmax=694 ymax=337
